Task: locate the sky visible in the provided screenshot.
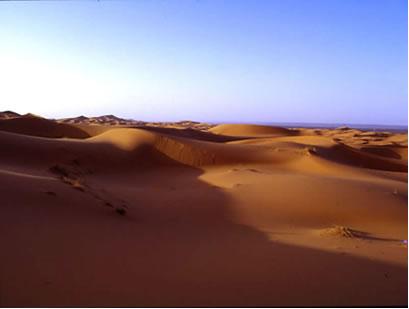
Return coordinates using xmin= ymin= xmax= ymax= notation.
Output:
xmin=0 ymin=0 xmax=407 ymax=125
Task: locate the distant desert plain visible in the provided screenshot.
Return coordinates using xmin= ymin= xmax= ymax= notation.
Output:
xmin=0 ymin=111 xmax=407 ymax=307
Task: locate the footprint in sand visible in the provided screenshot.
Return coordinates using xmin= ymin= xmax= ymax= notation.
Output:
xmin=317 ymin=226 xmax=403 ymax=244
xmin=49 ymin=163 xmax=128 ymax=216
xmin=317 ymin=226 xmax=363 ymax=238
xmin=229 ymin=167 xmax=262 ymax=173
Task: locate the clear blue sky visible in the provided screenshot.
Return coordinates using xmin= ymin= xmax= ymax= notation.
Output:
xmin=0 ymin=0 xmax=407 ymax=125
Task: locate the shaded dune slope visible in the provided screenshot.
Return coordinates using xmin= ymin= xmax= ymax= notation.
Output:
xmin=0 ymin=110 xmax=21 ymax=119
xmin=316 ymin=143 xmax=407 ymax=172
xmin=230 ymin=135 xmax=407 ymax=173
xmin=361 ymin=145 xmax=407 ymax=160
xmin=0 ymin=117 xmax=90 ymax=139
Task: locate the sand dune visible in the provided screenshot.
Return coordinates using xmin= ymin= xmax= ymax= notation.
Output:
xmin=0 ymin=116 xmax=90 ymax=139
xmin=0 ymin=115 xmax=407 ymax=307
xmin=130 ymin=125 xmax=241 ymax=142
xmin=0 ymin=110 xmax=20 ymax=119
xmin=209 ymin=123 xmax=298 ymax=136
xmin=57 ymin=114 xmax=215 ymax=131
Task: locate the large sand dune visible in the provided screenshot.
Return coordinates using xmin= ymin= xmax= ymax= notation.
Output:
xmin=0 ymin=115 xmax=90 ymax=139
xmin=210 ymin=123 xmax=298 ymax=136
xmin=0 ymin=115 xmax=407 ymax=306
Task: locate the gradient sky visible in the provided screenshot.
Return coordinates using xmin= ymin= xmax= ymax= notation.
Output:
xmin=0 ymin=0 xmax=407 ymax=125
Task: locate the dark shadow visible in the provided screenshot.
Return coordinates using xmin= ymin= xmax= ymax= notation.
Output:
xmin=361 ymin=146 xmax=402 ymax=160
xmin=340 ymin=228 xmax=403 ymax=242
xmin=313 ymin=143 xmax=407 ymax=172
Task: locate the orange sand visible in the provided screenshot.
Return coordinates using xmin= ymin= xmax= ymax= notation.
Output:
xmin=0 ymin=115 xmax=407 ymax=306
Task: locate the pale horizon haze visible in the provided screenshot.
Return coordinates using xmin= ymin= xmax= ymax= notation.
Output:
xmin=0 ymin=0 xmax=407 ymax=125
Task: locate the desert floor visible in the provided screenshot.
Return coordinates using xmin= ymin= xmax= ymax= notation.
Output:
xmin=0 ymin=114 xmax=407 ymax=307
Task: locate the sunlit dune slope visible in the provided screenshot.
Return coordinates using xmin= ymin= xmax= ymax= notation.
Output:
xmin=130 ymin=125 xmax=242 ymax=142
xmin=209 ymin=123 xmax=298 ymax=136
xmin=68 ymin=123 xmax=116 ymax=137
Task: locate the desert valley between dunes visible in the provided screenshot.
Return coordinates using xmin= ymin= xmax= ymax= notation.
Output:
xmin=0 ymin=111 xmax=407 ymax=307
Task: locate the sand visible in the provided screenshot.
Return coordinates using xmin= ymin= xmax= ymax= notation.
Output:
xmin=0 ymin=115 xmax=407 ymax=307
